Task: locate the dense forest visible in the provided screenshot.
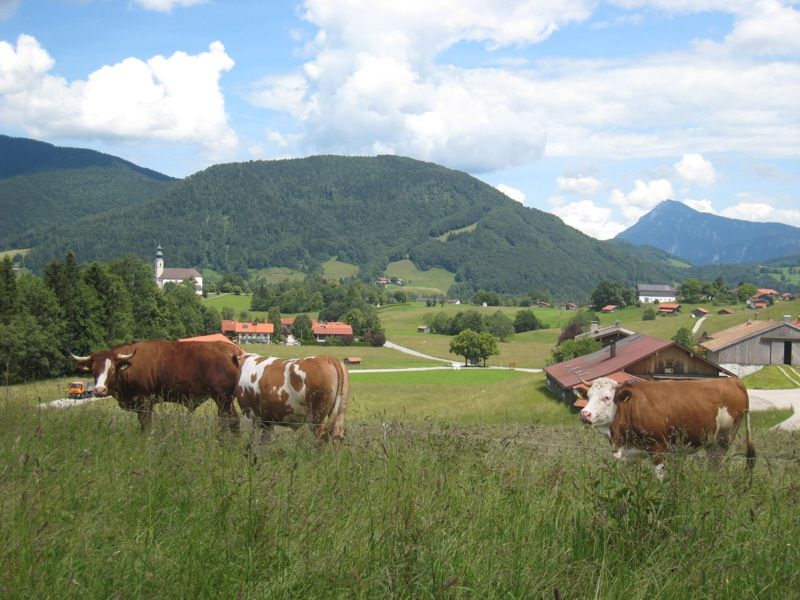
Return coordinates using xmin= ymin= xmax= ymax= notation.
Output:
xmin=16 ymin=153 xmax=679 ymax=301
xmin=0 ymin=135 xmax=174 ymax=248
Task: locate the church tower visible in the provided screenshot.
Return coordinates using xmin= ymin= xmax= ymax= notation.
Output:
xmin=154 ymin=244 xmax=164 ymax=279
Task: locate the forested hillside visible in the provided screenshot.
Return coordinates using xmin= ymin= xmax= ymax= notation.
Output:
xmin=0 ymin=135 xmax=175 ymax=249
xmin=21 ymin=154 xmax=680 ymax=301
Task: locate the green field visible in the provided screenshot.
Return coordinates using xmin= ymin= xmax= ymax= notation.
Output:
xmin=743 ymin=365 xmax=800 ymax=389
xmin=321 ymin=257 xmax=360 ymax=280
xmin=384 ymin=259 xmax=455 ymax=296
xmin=0 ymin=248 xmax=29 ymax=259
xmin=3 ymin=377 xmax=800 ymax=598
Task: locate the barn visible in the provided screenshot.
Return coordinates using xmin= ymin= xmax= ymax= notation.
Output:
xmin=545 ymin=333 xmax=731 ymax=407
xmin=698 ymin=317 xmax=800 ymax=376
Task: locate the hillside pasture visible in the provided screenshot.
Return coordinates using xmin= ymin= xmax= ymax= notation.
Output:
xmin=384 ymin=259 xmax=456 ymax=296
xmin=0 ymin=247 xmax=29 ymax=259
xmin=321 ymin=257 xmax=360 ymax=280
xmin=202 ymin=293 xmax=268 ymax=320
xmin=2 ymin=377 xmax=799 ymax=598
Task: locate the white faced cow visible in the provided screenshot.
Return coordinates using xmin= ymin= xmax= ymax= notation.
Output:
xmin=233 ymin=354 xmax=349 ymax=443
xmin=580 ymin=377 xmax=755 ymax=479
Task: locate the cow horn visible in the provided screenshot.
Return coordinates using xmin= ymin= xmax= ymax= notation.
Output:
xmin=115 ymin=351 xmax=135 ymax=361
xmin=69 ymin=351 xmax=91 ymax=362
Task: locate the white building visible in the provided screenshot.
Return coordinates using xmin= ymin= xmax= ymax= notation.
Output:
xmin=153 ymin=245 xmax=203 ymax=295
xmin=636 ymin=283 xmax=678 ymax=303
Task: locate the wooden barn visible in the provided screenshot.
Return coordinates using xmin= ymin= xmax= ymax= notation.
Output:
xmin=699 ymin=317 xmax=800 ymax=375
xmin=545 ymin=333 xmax=730 ymax=407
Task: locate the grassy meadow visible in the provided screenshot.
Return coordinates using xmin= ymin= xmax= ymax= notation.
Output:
xmin=3 ymin=375 xmax=800 ymax=598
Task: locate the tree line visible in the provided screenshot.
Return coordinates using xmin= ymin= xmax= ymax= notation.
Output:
xmin=0 ymin=252 xmax=219 ymax=385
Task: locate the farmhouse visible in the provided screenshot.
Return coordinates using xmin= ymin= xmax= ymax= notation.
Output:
xmin=545 ymin=333 xmax=731 ymax=406
xmin=698 ymin=316 xmax=800 ymax=376
xmin=312 ymin=320 xmax=354 ymax=344
xmin=636 ymin=283 xmax=678 ymax=303
xmin=575 ymin=321 xmax=634 ymax=347
xmin=221 ymin=320 xmax=274 ymax=344
xmin=658 ymin=303 xmax=681 ymax=314
xmin=153 ymin=245 xmax=203 ymax=295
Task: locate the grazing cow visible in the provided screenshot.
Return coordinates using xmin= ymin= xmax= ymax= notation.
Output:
xmin=580 ymin=377 xmax=755 ymax=479
xmin=71 ymin=340 xmax=244 ymax=432
xmin=233 ymin=354 xmax=349 ymax=443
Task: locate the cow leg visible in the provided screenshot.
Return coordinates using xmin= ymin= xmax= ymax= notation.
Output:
xmin=216 ymin=398 xmax=240 ymax=435
xmin=137 ymin=402 xmax=154 ymax=433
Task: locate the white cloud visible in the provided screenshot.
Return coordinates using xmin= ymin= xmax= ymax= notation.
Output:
xmin=248 ymin=1 xmax=800 ymax=171
xmin=720 ymin=202 xmax=800 ymax=226
xmin=682 ymin=198 xmax=717 ymax=213
xmin=609 ymin=178 xmax=674 ymax=222
xmin=674 ymin=153 xmax=716 ymax=185
xmin=495 ymin=183 xmax=525 ymax=203
xmin=132 ymin=0 xmax=207 ymax=12
xmin=551 ymin=200 xmax=628 ymax=240
xmin=0 ymin=36 xmax=237 ymax=156
xmin=556 ymin=174 xmax=602 ymax=195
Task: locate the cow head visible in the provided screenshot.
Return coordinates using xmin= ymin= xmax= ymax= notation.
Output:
xmin=579 ymin=377 xmax=619 ymax=437
xmin=70 ymin=349 xmax=135 ymax=398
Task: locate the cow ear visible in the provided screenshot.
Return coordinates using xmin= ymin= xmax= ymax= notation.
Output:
xmin=615 ymin=390 xmax=633 ymax=403
xmin=232 ymin=354 xmax=242 ymax=368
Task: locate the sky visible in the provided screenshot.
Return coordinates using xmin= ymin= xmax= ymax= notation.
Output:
xmin=1 ymin=0 xmax=799 ymax=240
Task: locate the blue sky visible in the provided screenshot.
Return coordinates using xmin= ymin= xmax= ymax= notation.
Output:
xmin=1 ymin=0 xmax=798 ymax=239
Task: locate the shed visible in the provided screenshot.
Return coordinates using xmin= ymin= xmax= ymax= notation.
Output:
xmin=600 ymin=305 xmax=618 ymax=313
xmin=718 ymin=308 xmax=736 ymax=315
xmin=658 ymin=303 xmax=681 ymax=314
xmin=417 ymin=325 xmax=431 ymax=333
xmin=699 ymin=318 xmax=800 ymax=375
xmin=691 ymin=308 xmax=708 ymax=318
xmin=344 ymin=357 xmax=362 ymax=365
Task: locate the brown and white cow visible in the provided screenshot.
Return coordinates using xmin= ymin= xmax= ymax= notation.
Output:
xmin=71 ymin=340 xmax=244 ymax=432
xmin=233 ymin=354 xmax=349 ymax=443
xmin=580 ymin=377 xmax=755 ymax=479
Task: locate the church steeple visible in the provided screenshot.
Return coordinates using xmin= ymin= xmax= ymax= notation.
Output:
xmin=154 ymin=244 xmax=164 ymax=279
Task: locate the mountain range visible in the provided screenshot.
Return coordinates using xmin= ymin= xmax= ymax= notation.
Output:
xmin=2 ymin=134 xmax=796 ymax=299
xmin=616 ymin=199 xmax=800 ymax=265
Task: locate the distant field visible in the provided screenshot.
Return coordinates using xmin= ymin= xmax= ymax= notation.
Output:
xmin=384 ymin=259 xmax=455 ymax=296
xmin=433 ymin=222 xmax=477 ymax=241
xmin=238 ymin=342 xmax=440 ymax=370
xmin=202 ymin=293 xmax=268 ymax=320
xmin=248 ymin=266 xmax=306 ymax=284
xmin=0 ymin=248 xmax=29 ymax=259
xmin=321 ymin=257 xmax=359 ymax=280
xmin=769 ymin=266 xmax=800 ymax=285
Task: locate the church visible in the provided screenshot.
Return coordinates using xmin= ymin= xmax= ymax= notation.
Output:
xmin=153 ymin=245 xmax=203 ymax=295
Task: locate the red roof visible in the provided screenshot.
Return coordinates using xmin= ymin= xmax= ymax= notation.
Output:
xmin=600 ymin=305 xmax=618 ymax=312
xmin=280 ymin=317 xmax=296 ymax=326
xmin=693 ymin=307 xmax=708 ymax=314
xmin=234 ymin=322 xmax=274 ymax=334
xmin=221 ymin=319 xmax=236 ymax=333
xmin=179 ymin=333 xmax=241 ymax=347
xmin=545 ymin=334 xmax=673 ymax=390
xmin=758 ymin=288 xmax=778 ymax=295
xmin=312 ymin=320 xmax=353 ymax=336
xmin=658 ymin=303 xmax=681 ymax=311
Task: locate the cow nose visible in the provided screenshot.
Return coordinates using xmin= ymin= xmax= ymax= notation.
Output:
xmin=580 ymin=409 xmax=591 ymax=422
xmin=95 ymin=386 xmax=107 ymax=396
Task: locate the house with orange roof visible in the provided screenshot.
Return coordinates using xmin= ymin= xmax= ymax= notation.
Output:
xmin=312 ymin=320 xmax=354 ymax=343
xmin=221 ymin=319 xmax=274 ymax=344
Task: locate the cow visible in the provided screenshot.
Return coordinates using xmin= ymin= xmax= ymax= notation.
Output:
xmin=71 ymin=340 xmax=244 ymax=433
xmin=233 ymin=354 xmax=349 ymax=444
xmin=579 ymin=377 xmax=755 ymax=479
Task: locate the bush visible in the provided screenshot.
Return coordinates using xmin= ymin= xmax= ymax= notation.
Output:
xmin=642 ymin=307 xmax=656 ymax=321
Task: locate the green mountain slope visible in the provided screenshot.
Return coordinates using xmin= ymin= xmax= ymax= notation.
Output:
xmin=22 ymin=154 xmax=679 ymax=300
xmin=0 ymin=135 xmax=175 ymax=249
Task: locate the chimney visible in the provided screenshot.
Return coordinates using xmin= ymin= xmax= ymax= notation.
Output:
xmin=609 ymin=341 xmax=617 ymax=359
xmin=591 ymin=320 xmax=599 ymax=333
xmin=784 ymin=315 xmax=792 ymax=323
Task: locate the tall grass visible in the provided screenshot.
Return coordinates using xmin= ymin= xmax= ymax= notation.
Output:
xmin=2 ymin=384 xmax=800 ymax=598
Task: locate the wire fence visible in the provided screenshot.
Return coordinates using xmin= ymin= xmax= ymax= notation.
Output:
xmin=30 ymin=397 xmax=800 ymax=466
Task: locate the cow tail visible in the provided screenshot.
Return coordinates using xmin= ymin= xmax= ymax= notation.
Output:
xmin=327 ymin=357 xmax=349 ymax=440
xmin=742 ymin=380 xmax=756 ymax=472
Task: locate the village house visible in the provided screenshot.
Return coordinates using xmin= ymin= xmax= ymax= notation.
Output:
xmin=312 ymin=320 xmax=354 ymax=344
xmin=600 ymin=304 xmax=618 ymax=313
xmin=221 ymin=320 xmax=274 ymax=344
xmin=545 ymin=333 xmax=731 ymax=407
xmin=698 ymin=316 xmax=800 ymax=376
xmin=636 ymin=283 xmax=678 ymax=303
xmin=153 ymin=245 xmax=203 ymax=295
